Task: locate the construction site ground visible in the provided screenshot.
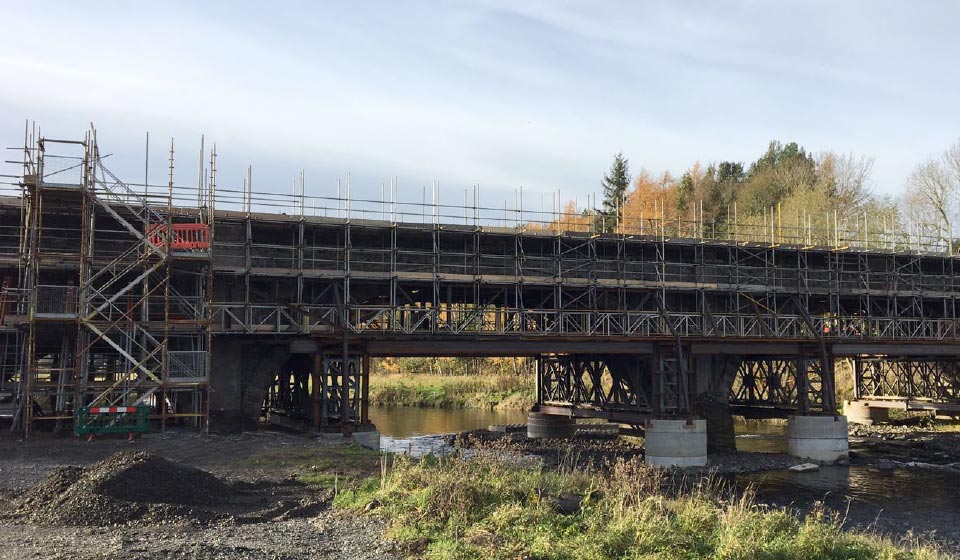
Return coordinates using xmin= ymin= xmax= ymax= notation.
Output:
xmin=0 ymin=430 xmax=397 ymax=560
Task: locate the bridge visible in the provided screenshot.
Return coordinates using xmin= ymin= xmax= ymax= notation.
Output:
xmin=2 ymin=127 xmax=959 ymax=461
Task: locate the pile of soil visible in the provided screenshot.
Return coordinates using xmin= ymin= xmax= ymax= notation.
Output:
xmin=17 ymin=451 xmax=231 ymax=526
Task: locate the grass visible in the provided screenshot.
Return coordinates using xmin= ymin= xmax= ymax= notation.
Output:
xmin=243 ymin=443 xmax=382 ymax=488
xmin=368 ymin=373 xmax=535 ymax=410
xmin=335 ymin=455 xmax=944 ymax=560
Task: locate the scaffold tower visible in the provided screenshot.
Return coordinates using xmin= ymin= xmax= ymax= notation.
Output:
xmin=13 ymin=125 xmax=212 ymax=434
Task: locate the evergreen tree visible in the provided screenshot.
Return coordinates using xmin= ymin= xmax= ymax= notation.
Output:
xmin=600 ymin=152 xmax=631 ymax=232
xmin=676 ymin=172 xmax=694 ymax=214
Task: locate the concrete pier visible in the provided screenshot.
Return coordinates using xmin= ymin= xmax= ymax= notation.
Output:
xmin=787 ymin=415 xmax=849 ymax=462
xmin=844 ymin=401 xmax=890 ymax=425
xmin=644 ymin=419 xmax=708 ymax=468
xmin=527 ymin=412 xmax=576 ymax=439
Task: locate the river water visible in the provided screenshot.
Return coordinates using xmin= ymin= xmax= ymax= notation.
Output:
xmin=369 ymin=405 xmax=960 ymax=548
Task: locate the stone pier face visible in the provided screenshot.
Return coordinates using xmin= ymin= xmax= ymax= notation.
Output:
xmin=844 ymin=400 xmax=890 ymax=425
xmin=644 ymin=419 xmax=708 ymax=467
xmin=692 ymin=355 xmax=738 ymax=453
xmin=787 ymin=415 xmax=849 ymax=462
xmin=209 ymin=340 xmax=291 ymax=432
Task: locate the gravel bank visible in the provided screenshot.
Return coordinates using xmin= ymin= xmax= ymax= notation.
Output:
xmin=0 ymin=433 xmax=396 ymax=560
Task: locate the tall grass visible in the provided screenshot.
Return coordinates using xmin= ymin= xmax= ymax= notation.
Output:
xmin=336 ymin=455 xmax=943 ymax=559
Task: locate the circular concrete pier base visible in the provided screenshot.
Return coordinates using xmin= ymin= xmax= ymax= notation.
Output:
xmin=527 ymin=412 xmax=575 ymax=439
xmin=644 ymin=419 xmax=707 ymax=468
xmin=787 ymin=415 xmax=849 ymax=462
xmin=844 ymin=400 xmax=889 ymax=425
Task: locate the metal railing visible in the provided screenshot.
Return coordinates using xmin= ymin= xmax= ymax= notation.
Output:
xmin=167 ymin=351 xmax=207 ymax=381
xmin=34 ymin=285 xmax=78 ymax=316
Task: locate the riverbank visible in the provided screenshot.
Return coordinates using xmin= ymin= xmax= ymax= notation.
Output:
xmin=368 ymin=373 xmax=535 ymax=410
xmin=337 ymin=453 xmax=944 ymax=559
xmin=850 ymin=418 xmax=960 ymax=467
xmin=374 ymin=414 xmax=960 ymax=552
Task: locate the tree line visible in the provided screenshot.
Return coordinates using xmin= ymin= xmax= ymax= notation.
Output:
xmin=551 ymin=139 xmax=960 ymax=252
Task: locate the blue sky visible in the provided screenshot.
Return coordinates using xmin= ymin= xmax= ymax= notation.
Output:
xmin=1 ymin=1 xmax=958 ymax=211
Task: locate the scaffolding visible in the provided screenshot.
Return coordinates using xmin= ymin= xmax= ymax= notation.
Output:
xmin=8 ymin=124 xmax=212 ymax=434
xmin=3 ymin=125 xmax=960 ymax=431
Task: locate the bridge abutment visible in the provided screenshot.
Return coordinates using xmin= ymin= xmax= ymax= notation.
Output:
xmin=844 ymin=400 xmax=889 ymax=425
xmin=210 ymin=340 xmax=291 ymax=432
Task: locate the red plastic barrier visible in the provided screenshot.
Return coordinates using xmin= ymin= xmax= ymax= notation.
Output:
xmin=148 ymin=223 xmax=210 ymax=250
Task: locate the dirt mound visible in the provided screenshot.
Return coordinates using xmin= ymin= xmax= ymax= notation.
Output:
xmin=18 ymin=451 xmax=231 ymax=526
xmin=16 ymin=466 xmax=84 ymax=511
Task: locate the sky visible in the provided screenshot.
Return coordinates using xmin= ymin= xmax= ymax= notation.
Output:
xmin=1 ymin=1 xmax=958 ymax=214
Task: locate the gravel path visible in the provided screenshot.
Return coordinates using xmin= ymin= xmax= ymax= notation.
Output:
xmin=0 ymin=510 xmax=396 ymax=560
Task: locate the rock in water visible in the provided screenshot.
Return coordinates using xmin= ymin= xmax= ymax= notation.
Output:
xmin=788 ymin=463 xmax=820 ymax=473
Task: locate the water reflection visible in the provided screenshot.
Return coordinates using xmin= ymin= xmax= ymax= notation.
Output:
xmin=735 ymin=421 xmax=787 ymax=453
xmin=368 ymin=405 xmax=528 ymax=438
xmin=741 ymin=465 xmax=960 ymax=514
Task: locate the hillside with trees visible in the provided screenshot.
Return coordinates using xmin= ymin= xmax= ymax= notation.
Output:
xmin=563 ymin=139 xmax=959 ymax=253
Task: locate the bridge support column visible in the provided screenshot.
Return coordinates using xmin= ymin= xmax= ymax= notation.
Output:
xmin=315 ymin=351 xmax=371 ymax=429
xmin=787 ymin=415 xmax=849 ymax=462
xmin=526 ymin=411 xmax=575 ymax=439
xmin=692 ymin=354 xmax=737 ymax=453
xmin=644 ymin=418 xmax=707 ymax=467
xmin=209 ymin=340 xmax=290 ymax=432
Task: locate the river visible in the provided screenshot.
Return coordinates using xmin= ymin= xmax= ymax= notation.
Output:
xmin=369 ymin=405 xmax=960 ymax=549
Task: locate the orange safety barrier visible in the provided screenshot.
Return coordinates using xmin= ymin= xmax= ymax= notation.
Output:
xmin=148 ymin=223 xmax=211 ymax=251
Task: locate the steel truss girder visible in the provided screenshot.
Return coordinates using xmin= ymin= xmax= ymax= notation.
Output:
xmin=536 ymin=351 xmax=693 ymax=417
xmin=729 ymin=353 xmax=835 ymax=413
xmin=854 ymin=355 xmax=960 ymax=403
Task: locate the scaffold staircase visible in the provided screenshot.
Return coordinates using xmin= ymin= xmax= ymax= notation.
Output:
xmin=80 ymin=136 xmax=168 ymax=410
xmin=18 ymin=126 xmax=212 ymax=434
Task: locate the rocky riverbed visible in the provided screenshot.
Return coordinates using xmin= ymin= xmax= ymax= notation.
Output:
xmin=849 ymin=420 xmax=960 ymax=468
xmin=450 ymin=426 xmax=808 ymax=475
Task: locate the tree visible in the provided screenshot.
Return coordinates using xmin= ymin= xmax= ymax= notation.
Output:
xmin=817 ymin=152 xmax=875 ymax=216
xmin=557 ymin=199 xmax=591 ymax=233
xmin=621 ymin=168 xmax=678 ymax=233
xmin=740 ymin=141 xmax=817 ymax=215
xmin=676 ymin=172 xmax=694 ymax=215
xmin=902 ymin=143 xmax=960 ymax=250
xmin=600 ymin=152 xmax=631 ymax=232
xmin=696 ymin=161 xmax=744 ymax=227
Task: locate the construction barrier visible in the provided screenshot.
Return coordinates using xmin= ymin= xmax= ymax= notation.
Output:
xmin=75 ymin=405 xmax=150 ymax=436
xmin=147 ymin=223 xmax=210 ymax=251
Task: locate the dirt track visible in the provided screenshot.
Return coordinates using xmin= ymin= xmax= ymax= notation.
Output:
xmin=0 ymin=431 xmax=396 ymax=560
